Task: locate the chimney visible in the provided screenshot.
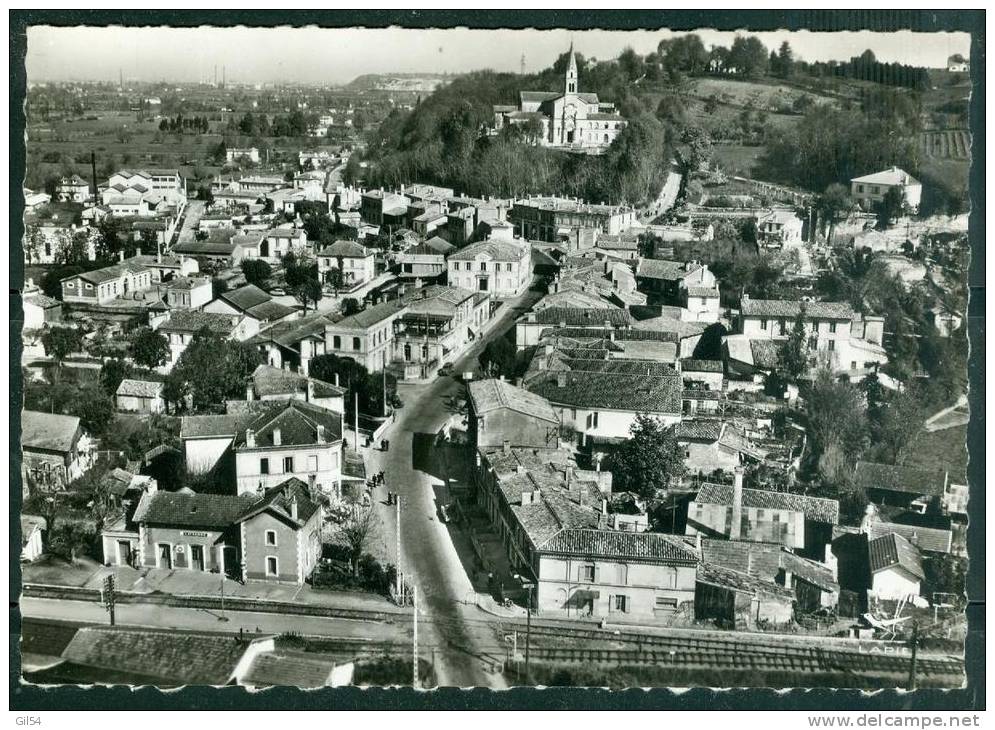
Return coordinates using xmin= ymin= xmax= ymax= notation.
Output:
xmin=246 ymin=428 xmax=256 ymax=448
xmin=601 ymin=498 xmax=608 ymax=516
xmin=516 ymin=464 xmax=526 ymax=475
xmin=306 ymin=379 xmax=315 ymax=403
xmin=783 ymin=568 xmax=793 ymax=590
xmin=245 ymin=381 xmax=254 ymax=402
xmin=90 ymin=151 xmax=98 ymax=202
xmin=272 ymin=428 xmax=282 ymax=446
xmin=565 ymin=466 xmax=574 ymax=487
xmin=556 ymin=372 xmax=568 ymax=387
xmin=333 ymin=372 xmax=340 ymax=387
xmin=317 ymin=424 xmax=325 ymax=443
xmin=730 ymin=467 xmax=744 ymax=540
xmin=502 ymin=439 xmax=511 ymax=455
xmin=290 ymin=496 xmax=299 ymax=521
xmin=119 ymin=250 xmax=126 ymax=263
xmin=695 ymin=532 xmax=702 ymax=554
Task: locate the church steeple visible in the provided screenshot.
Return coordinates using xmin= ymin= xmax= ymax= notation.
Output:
xmin=565 ymin=42 xmax=578 ymax=95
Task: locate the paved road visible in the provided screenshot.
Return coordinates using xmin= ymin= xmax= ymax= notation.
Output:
xmin=367 ymin=284 xmax=544 ymax=687
xmin=173 ymin=199 xmax=205 ymax=245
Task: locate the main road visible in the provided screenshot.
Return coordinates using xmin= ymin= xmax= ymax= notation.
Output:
xmin=367 ymin=283 xmax=543 ymax=688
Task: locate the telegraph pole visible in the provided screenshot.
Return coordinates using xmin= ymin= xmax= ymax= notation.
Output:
xmin=103 ymin=574 xmax=116 ymax=626
xmin=524 ymin=586 xmax=532 ymax=681
xmin=412 ymin=585 xmax=419 ymax=687
xmin=395 ymin=496 xmax=402 ymax=597
xmin=354 ymin=391 xmax=359 ymax=452
xmin=907 ymin=622 xmax=919 ymax=691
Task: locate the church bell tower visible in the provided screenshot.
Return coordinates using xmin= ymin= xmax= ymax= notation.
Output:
xmin=565 ymin=42 xmax=578 ymax=95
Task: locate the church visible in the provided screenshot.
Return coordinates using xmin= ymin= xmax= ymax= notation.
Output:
xmin=492 ymin=44 xmax=627 ymax=154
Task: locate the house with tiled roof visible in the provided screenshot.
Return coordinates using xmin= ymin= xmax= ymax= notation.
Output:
xmin=850 ymin=166 xmax=922 ymax=213
xmin=523 ymin=360 xmax=682 ymax=441
xmin=322 ymin=299 xmax=407 ymax=372
xmin=248 ymin=364 xmax=346 ymax=414
xmin=853 ymin=461 xmax=949 ymax=512
xmin=686 ymin=469 xmax=839 ymax=557
xmin=156 ymin=309 xmax=258 ymax=371
xmin=204 ymin=284 xmax=300 ymax=326
xmin=675 ymin=419 xmax=767 ymax=474
xmin=60 ymin=254 xmax=157 ymax=306
xmin=755 ymin=209 xmax=804 ymax=249
xmin=516 ymin=306 xmax=631 ymax=349
xmin=395 ymin=237 xmax=454 ymax=280
xmin=468 ymin=379 xmax=560 ymax=449
xmin=181 ymin=400 xmax=344 ymax=497
xmin=21 ymin=410 xmax=93 ymax=491
xmin=250 ymin=311 xmax=341 ymax=376
xmin=866 ymin=520 xmax=953 ymax=555
xmin=115 ymin=378 xmax=166 ymax=414
xmin=735 ymin=295 xmax=888 ymax=377
xmin=634 ymin=258 xmax=716 ymax=307
xmin=694 ymin=562 xmax=795 ymax=630
xmin=317 ymin=240 xmax=376 ymax=286
xmin=56 ymin=174 xmax=91 ymax=203
xmin=868 ymin=531 xmax=924 ymax=601
xmin=127 ymin=476 xmax=324 ymax=583
xmin=475 ymin=444 xmax=697 ymax=622
xmin=446 ymin=237 xmax=532 ymax=298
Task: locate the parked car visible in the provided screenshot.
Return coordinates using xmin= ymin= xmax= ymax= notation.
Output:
xmin=438 ymin=363 xmax=454 ymax=377
xmin=269 ymin=287 xmax=286 ymax=296
xmin=390 ymin=394 xmax=405 ymax=409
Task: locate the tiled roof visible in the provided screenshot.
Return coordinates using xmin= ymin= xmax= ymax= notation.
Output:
xmin=172 ymin=240 xmax=239 ymax=257
xmin=629 ymin=315 xmax=707 ymax=339
xmin=318 ymin=240 xmax=371 ymax=258
xmin=696 ymin=563 xmax=794 ymax=598
xmin=740 ymin=298 xmax=854 ymax=320
xmin=252 ymin=312 xmax=339 ymax=348
xmin=158 ymin=310 xmax=243 ymax=336
xmin=26 ymin=293 xmax=61 ymax=309
xmin=242 ymin=652 xmax=341 ymax=688
xmin=21 ymin=410 xmax=81 ymax=453
xmin=750 ymin=339 xmax=781 ymax=370
xmin=115 ymin=379 xmax=164 ymax=399
xmin=133 ymin=491 xmax=257 ymax=528
xmin=635 ymin=259 xmax=698 ymax=281
xmin=61 ymin=628 xmax=253 ymax=686
xmin=423 ymin=236 xmax=456 ymax=253
xmin=520 ymin=91 xmax=561 ymax=104
xmin=247 ymin=300 xmax=298 ymax=322
xmin=701 ymin=538 xmax=782 ymax=579
xmin=469 ymin=379 xmax=558 ymax=424
xmin=541 ymin=529 xmax=698 ymax=563
xmin=235 ymin=399 xmax=343 ymax=448
xmin=588 ymin=112 xmax=624 ymax=121
xmin=780 ymin=550 xmax=839 ymax=592
xmin=525 ymin=370 xmax=682 ymax=414
xmin=531 ymin=307 xmax=631 ymax=327
xmin=180 ymin=413 xmax=250 ymax=439
xmin=681 ymin=358 xmax=723 ymax=373
xmin=687 ymin=286 xmax=720 ymax=298
xmin=222 ymin=284 xmax=271 ymax=311
xmin=330 ymin=299 xmax=405 ymax=331
xmin=239 ymin=477 xmax=320 ymax=526
xmin=674 ymin=419 xmax=724 ymax=442
xmin=853 ymin=461 xmax=947 ymax=497
xmin=447 ymin=239 xmax=529 ymax=262
xmin=252 ymin=364 xmax=345 ymax=399
xmin=851 ymin=167 xmax=920 ymax=187
xmin=868 ymin=531 xmax=924 ymax=580
xmin=695 ymin=483 xmax=839 ymax=525
xmin=867 ymin=521 xmax=952 ymax=554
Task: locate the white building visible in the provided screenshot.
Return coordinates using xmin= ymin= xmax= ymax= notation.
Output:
xmin=868 ymin=531 xmax=924 ymax=601
xmin=446 ymin=238 xmax=532 ymax=298
xmin=850 ymin=167 xmax=922 ymax=214
xmin=755 ymin=209 xmax=804 ymax=249
xmin=317 ymin=240 xmax=376 ymax=286
xmin=227 ymin=147 xmax=261 ymax=164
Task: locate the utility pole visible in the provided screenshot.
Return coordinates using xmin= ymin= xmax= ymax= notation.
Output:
xmin=382 ymin=361 xmax=387 ymax=418
xmin=395 ymin=496 xmax=402 ymax=597
xmin=524 ymin=586 xmax=532 ymax=681
xmin=354 ymin=391 xmax=359 ymax=452
xmin=103 ymin=574 xmax=116 ymax=626
xmin=907 ymin=622 xmax=919 ymax=691
xmin=412 ymin=584 xmax=419 ymax=687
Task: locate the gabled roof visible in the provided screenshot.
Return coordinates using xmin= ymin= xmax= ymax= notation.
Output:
xmin=530 ymin=306 xmax=631 ymax=328
xmin=133 ymin=491 xmax=257 ymax=528
xmin=21 ymin=410 xmax=81 ymax=453
xmin=696 ymin=563 xmax=794 ymax=599
xmin=851 ymin=167 xmax=920 ymax=187
xmin=868 ymin=531 xmax=925 ymax=580
xmin=520 ymin=91 xmax=560 ymax=104
xmin=251 ymin=364 xmax=345 ymax=399
xmin=235 ymin=399 xmax=343 ymax=448
xmin=635 ymin=259 xmax=699 ymax=281
xmin=242 ymin=652 xmax=343 ymax=689
xmin=468 ymin=379 xmax=558 ymax=424
xmin=867 ymin=520 xmax=952 ymax=555
xmin=158 ymin=310 xmax=243 ymax=336
xmin=329 ymin=299 xmax=405 ymax=331
xmin=447 ymin=239 xmax=529 ymax=262
xmin=525 ymin=370 xmax=682 ymax=414
xmin=222 ymin=284 xmax=271 ymax=311
xmin=317 ymin=240 xmax=371 ymax=258
xmin=694 ymin=483 xmax=840 ymax=525
xmin=251 ymin=312 xmax=340 ymax=349
xmin=540 ymin=529 xmax=698 ymax=563
xmin=238 ymin=477 xmax=320 ymax=526
xmin=681 ymin=358 xmax=723 ymax=373
xmin=853 ymin=461 xmax=947 ymax=498
xmin=115 ymin=379 xmax=164 ymax=399
xmin=740 ymin=297 xmax=854 ymax=321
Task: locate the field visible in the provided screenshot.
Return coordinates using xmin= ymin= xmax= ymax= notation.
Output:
xmin=708 ymin=143 xmax=763 ymax=177
xmin=920 ymin=128 xmax=971 ymax=160
xmin=898 ymin=424 xmax=968 ymax=481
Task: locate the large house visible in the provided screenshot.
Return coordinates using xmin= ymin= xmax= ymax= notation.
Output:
xmin=60 ymin=256 xmax=156 ymax=305
xmin=446 ymin=238 xmax=532 ymax=298
xmin=475 ymin=444 xmax=698 ymax=622
xmin=393 ymin=286 xmax=490 ymax=379
xmin=130 ymin=477 xmax=322 ymax=584
xmin=850 ymin=166 xmax=922 ymax=214
xmin=203 ymin=284 xmax=299 ymax=326
xmin=56 ymin=174 xmax=92 ymax=203
xmin=249 ymin=311 xmax=341 ymax=376
xmin=467 ymin=379 xmax=561 ymax=450
xmin=730 ymin=296 xmax=888 ymax=377
xmin=674 ymin=420 xmax=766 ymax=475
xmin=508 ymin=197 xmax=637 ymax=243
xmin=492 ymin=44 xmax=627 ymax=154
xmin=317 ymin=240 xmax=376 ymax=287
xmin=755 ymin=209 xmax=804 ymax=249
xmin=634 ymin=259 xmax=717 ymax=304
xmin=322 ymin=299 xmax=406 ymax=373
xmin=395 ymin=237 xmax=454 ymax=280
xmin=156 ymin=310 xmax=258 ymax=371
xmin=21 ymin=411 xmax=93 ymax=491
xmin=686 ymin=470 xmax=840 ymax=558
xmin=181 ymin=400 xmax=344 ymax=497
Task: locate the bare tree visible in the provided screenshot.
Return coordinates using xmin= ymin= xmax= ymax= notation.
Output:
xmin=328 ymin=500 xmax=378 ymax=577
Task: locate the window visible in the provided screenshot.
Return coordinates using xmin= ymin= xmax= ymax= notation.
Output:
xmin=612 ymin=595 xmax=628 ymax=613
xmin=266 ymin=556 xmax=278 ymax=576
xmin=615 ymin=563 xmax=628 ymax=585
xmin=655 ymin=596 xmax=678 ymax=609
xmin=265 ymin=530 xmax=277 ymax=546
xmin=828 ymin=340 xmax=835 ymax=352
xmin=464 ymin=262 xmax=471 ymax=271
xmin=662 ymin=566 xmax=677 ymax=588
xmin=760 ymin=318 xmax=768 ymax=330
xmin=308 ymin=455 xmax=318 ymax=472
xmin=829 ymin=321 xmax=838 ymax=334
xmin=283 ymin=456 xmax=294 ymax=473
xmin=404 ymin=344 xmax=412 ymax=361
xmin=352 ymin=337 xmax=361 ymax=350
xmin=480 ymin=261 xmax=486 ymax=271
xmin=857 ymin=185 xmax=864 ymax=193
xmin=260 ymin=458 xmax=270 ymax=474
xmin=582 ymin=564 xmax=596 ymax=582
xmin=333 ymin=335 xmax=341 ymax=349
xmin=778 ymin=319 xmax=786 ymax=336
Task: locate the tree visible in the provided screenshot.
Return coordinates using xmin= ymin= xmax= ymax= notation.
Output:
xmin=729 ymin=36 xmax=769 ymax=77
xmin=923 ymin=554 xmax=967 ymax=598
xmin=24 ymin=224 xmax=45 ymax=264
xmin=99 ymin=358 xmax=133 ymax=395
xmin=241 ymin=259 xmax=272 ymax=289
xmin=772 ymin=41 xmax=794 ymax=78
xmin=328 ymin=501 xmax=378 ymax=577
xmin=42 ymin=327 xmax=83 ymax=368
xmin=876 ymin=186 xmax=907 ymax=228
xmin=129 ymin=327 xmax=170 ymax=370
xmin=479 ymin=336 xmax=516 ymax=378
xmin=805 ymin=369 xmax=869 ymax=478
xmin=95 ymin=216 xmax=127 ymax=260
xmin=309 ymin=353 xmax=368 ymax=393
xmin=341 ymin=298 xmax=362 ymax=317
xmin=605 ymin=414 xmax=687 ymax=500
xmin=777 ymin=311 xmax=810 ymax=382
xmin=165 ymin=329 xmax=263 ymax=411
xmin=282 ymin=251 xmax=323 ymax=312
xmin=816 ymin=183 xmax=854 ymax=243
xmin=658 ymin=34 xmax=709 ymax=77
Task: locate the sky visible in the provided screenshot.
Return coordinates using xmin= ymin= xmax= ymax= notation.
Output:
xmin=26 ymin=26 xmax=971 ymax=85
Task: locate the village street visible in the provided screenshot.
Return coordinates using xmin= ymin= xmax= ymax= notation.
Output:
xmin=362 ymin=283 xmax=543 ymax=687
